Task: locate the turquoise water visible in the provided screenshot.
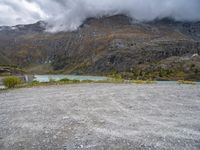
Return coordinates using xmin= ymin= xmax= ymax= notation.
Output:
xmin=33 ymin=75 xmax=200 ymax=84
xmin=0 ymin=75 xmax=199 ymax=90
xmin=0 ymin=85 xmax=5 ymax=89
xmin=33 ymin=75 xmax=108 ymax=82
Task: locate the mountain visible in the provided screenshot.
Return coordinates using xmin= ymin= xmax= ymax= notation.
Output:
xmin=0 ymin=15 xmax=200 ymax=80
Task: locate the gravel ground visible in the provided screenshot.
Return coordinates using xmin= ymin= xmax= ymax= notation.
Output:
xmin=0 ymin=83 xmax=200 ymax=150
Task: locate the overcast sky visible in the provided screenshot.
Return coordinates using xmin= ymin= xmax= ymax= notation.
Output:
xmin=0 ymin=0 xmax=200 ymax=32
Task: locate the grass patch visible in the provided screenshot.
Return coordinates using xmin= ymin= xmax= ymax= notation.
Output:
xmin=177 ymin=80 xmax=196 ymax=85
xmin=2 ymin=76 xmax=22 ymax=88
xmin=59 ymin=78 xmax=71 ymax=82
xmin=25 ymin=78 xmax=126 ymax=88
xmin=59 ymin=78 xmax=81 ymax=83
xmin=131 ymin=80 xmax=157 ymax=84
xmin=26 ymin=78 xmax=83 ymax=87
xmin=1 ymin=76 xmax=158 ymax=91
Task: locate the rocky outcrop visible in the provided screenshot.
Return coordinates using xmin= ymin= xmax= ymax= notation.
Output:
xmin=0 ymin=15 xmax=200 ymax=79
xmin=0 ymin=66 xmax=24 ymax=76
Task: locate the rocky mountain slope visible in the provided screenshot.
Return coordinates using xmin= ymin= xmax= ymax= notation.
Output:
xmin=0 ymin=15 xmax=200 ymax=80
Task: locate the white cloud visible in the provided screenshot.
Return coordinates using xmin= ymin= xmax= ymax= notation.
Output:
xmin=0 ymin=0 xmax=200 ymax=31
xmin=0 ymin=0 xmax=47 ymax=26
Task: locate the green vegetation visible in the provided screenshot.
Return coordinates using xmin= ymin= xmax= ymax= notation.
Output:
xmin=107 ymin=71 xmax=125 ymax=83
xmin=131 ymin=80 xmax=157 ymax=84
xmin=28 ymin=80 xmax=41 ymax=86
xmin=3 ymin=76 xmax=22 ymax=88
xmin=23 ymin=77 xmax=125 ymax=88
xmin=59 ymin=78 xmax=71 ymax=82
xmin=26 ymin=78 xmax=83 ymax=87
xmin=177 ymin=80 xmax=196 ymax=85
xmin=107 ymin=72 xmax=157 ymax=84
xmin=49 ymin=78 xmax=56 ymax=83
xmin=58 ymin=78 xmax=81 ymax=83
xmin=106 ymin=65 xmax=200 ymax=82
xmin=121 ymin=68 xmax=180 ymax=81
xmin=1 ymin=74 xmax=198 ymax=91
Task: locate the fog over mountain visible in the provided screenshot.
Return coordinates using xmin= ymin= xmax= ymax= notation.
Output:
xmin=0 ymin=0 xmax=200 ymax=32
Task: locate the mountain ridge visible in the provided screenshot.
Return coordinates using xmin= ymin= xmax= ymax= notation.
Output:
xmin=0 ymin=15 xmax=200 ymax=80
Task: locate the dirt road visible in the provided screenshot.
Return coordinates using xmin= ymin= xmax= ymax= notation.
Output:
xmin=0 ymin=83 xmax=200 ymax=149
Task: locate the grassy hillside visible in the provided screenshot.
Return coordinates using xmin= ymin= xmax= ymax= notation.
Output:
xmin=0 ymin=52 xmax=11 ymax=65
xmin=0 ymin=15 xmax=200 ymax=80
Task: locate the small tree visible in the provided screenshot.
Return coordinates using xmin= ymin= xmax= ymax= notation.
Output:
xmin=3 ymin=76 xmax=21 ymax=88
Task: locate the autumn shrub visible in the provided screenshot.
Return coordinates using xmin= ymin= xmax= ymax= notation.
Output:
xmin=3 ymin=76 xmax=21 ymax=88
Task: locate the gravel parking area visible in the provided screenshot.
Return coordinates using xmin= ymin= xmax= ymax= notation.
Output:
xmin=0 ymin=83 xmax=200 ymax=150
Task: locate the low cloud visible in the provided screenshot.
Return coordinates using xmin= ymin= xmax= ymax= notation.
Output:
xmin=0 ymin=0 xmax=200 ymax=32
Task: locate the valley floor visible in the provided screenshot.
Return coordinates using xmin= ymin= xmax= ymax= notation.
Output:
xmin=0 ymin=83 xmax=200 ymax=150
